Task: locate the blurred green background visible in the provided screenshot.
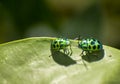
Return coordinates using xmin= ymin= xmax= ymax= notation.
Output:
xmin=0 ymin=0 xmax=120 ymax=49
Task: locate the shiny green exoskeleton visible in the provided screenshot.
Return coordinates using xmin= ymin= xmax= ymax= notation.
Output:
xmin=51 ymin=38 xmax=72 ymax=56
xmin=78 ymin=38 xmax=103 ymax=55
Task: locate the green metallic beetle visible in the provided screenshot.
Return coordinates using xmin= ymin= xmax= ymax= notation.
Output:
xmin=51 ymin=38 xmax=72 ymax=56
xmin=78 ymin=38 xmax=103 ymax=56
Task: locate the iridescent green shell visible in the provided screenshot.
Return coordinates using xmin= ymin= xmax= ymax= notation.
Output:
xmin=78 ymin=38 xmax=103 ymax=51
xmin=51 ymin=38 xmax=70 ymax=50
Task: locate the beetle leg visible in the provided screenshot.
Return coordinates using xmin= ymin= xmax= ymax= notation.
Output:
xmin=69 ymin=44 xmax=72 ymax=56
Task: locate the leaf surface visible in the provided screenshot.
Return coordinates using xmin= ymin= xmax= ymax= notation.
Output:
xmin=0 ymin=37 xmax=119 ymax=84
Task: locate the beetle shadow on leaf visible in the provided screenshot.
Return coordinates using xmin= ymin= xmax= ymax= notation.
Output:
xmin=50 ymin=50 xmax=76 ymax=66
xmin=82 ymin=49 xmax=105 ymax=62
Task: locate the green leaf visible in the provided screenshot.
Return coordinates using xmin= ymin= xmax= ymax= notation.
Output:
xmin=0 ymin=37 xmax=120 ymax=84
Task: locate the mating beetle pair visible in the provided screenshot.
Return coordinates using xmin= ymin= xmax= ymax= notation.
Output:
xmin=51 ymin=37 xmax=103 ymax=56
